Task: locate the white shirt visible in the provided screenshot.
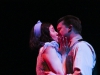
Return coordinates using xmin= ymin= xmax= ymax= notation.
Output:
xmin=66 ymin=34 xmax=96 ymax=75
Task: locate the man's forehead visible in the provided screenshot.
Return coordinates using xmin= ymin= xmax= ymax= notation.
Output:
xmin=57 ymin=21 xmax=64 ymax=28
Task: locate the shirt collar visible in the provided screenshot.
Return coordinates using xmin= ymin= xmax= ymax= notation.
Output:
xmin=69 ymin=34 xmax=83 ymax=47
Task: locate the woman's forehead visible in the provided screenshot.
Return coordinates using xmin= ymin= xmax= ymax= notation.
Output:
xmin=49 ymin=24 xmax=54 ymax=28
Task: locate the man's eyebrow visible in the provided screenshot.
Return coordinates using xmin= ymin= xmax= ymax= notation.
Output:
xmin=57 ymin=27 xmax=61 ymax=29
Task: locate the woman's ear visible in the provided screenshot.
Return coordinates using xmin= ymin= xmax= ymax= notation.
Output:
xmin=68 ymin=25 xmax=72 ymax=32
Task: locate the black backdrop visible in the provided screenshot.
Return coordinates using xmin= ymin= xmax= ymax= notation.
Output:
xmin=1 ymin=1 xmax=100 ymax=75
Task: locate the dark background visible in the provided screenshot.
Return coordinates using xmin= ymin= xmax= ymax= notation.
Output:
xmin=1 ymin=1 xmax=100 ymax=75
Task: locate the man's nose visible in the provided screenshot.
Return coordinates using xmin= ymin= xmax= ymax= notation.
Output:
xmin=58 ymin=33 xmax=61 ymax=36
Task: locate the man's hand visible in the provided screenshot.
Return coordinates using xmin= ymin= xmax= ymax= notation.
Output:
xmin=58 ymin=36 xmax=68 ymax=52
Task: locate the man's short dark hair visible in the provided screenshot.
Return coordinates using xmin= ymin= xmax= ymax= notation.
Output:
xmin=57 ymin=15 xmax=82 ymax=34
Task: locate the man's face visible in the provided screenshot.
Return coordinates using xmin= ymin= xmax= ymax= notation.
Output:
xmin=57 ymin=21 xmax=69 ymax=37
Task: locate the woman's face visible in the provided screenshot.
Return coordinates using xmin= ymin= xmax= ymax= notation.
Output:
xmin=49 ymin=25 xmax=58 ymax=42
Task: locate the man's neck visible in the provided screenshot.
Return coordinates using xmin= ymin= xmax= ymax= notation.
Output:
xmin=67 ymin=32 xmax=80 ymax=44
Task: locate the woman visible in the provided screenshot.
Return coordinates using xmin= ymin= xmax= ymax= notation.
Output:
xmin=29 ymin=20 xmax=64 ymax=75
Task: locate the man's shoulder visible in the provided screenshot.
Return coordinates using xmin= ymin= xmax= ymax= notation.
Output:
xmin=76 ymin=41 xmax=93 ymax=47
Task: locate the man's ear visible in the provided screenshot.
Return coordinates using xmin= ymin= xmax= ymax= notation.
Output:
xmin=68 ymin=25 xmax=72 ymax=32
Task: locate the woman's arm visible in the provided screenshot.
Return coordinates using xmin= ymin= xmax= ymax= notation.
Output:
xmin=42 ymin=46 xmax=64 ymax=75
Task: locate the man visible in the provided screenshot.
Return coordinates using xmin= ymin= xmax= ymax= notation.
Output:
xmin=45 ymin=15 xmax=96 ymax=75
xmin=57 ymin=15 xmax=96 ymax=75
